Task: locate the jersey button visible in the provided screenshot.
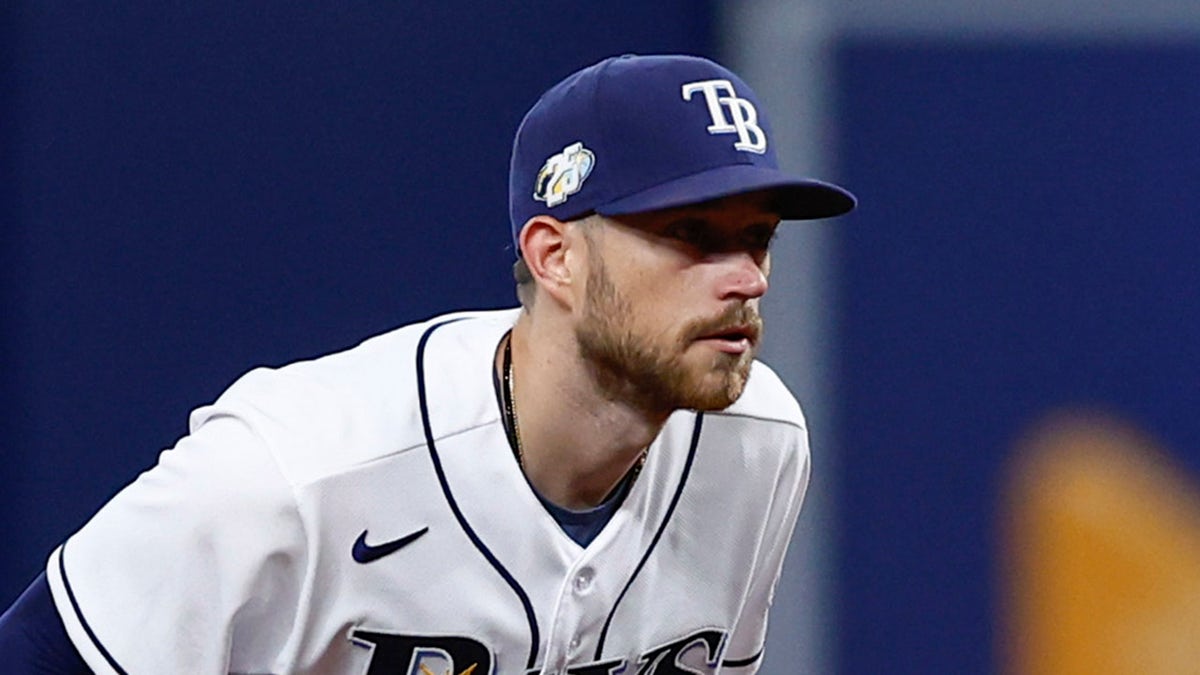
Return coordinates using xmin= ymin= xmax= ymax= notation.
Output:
xmin=569 ymin=635 xmax=581 ymax=651
xmin=573 ymin=567 xmax=594 ymax=594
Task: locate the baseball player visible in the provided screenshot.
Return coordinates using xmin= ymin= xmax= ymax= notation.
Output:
xmin=0 ymin=53 xmax=854 ymax=673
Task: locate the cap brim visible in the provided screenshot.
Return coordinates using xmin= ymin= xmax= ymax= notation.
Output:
xmin=594 ymin=164 xmax=855 ymax=220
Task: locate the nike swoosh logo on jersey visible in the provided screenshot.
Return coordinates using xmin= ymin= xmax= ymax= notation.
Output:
xmin=352 ymin=526 xmax=429 ymax=564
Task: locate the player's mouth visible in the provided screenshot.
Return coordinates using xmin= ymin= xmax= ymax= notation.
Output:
xmin=695 ymin=324 xmax=760 ymax=355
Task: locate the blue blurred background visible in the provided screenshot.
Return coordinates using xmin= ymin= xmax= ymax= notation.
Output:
xmin=4 ymin=2 xmax=1199 ymax=673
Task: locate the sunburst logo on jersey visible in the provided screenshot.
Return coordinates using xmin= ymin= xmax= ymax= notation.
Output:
xmin=533 ymin=141 xmax=595 ymax=208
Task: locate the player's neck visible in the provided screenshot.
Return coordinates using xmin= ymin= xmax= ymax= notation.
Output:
xmin=505 ymin=315 xmax=666 ymax=510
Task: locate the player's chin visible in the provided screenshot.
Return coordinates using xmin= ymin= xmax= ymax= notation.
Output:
xmin=686 ymin=382 xmax=746 ymax=411
xmin=682 ymin=363 xmax=752 ymax=411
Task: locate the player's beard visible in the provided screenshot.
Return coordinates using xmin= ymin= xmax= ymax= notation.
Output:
xmin=575 ymin=249 xmax=762 ymax=415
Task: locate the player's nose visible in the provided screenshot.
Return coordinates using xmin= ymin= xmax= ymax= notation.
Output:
xmin=715 ymin=251 xmax=769 ymax=300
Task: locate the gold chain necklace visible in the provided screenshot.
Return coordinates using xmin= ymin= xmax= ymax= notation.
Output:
xmin=502 ymin=334 xmax=648 ymax=480
xmin=502 ymin=334 xmax=526 ymax=468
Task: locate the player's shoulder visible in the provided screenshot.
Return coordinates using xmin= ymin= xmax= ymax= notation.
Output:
xmin=697 ymin=359 xmax=809 ymax=484
xmin=191 ymin=307 xmax=519 ymax=487
xmin=715 ymin=359 xmax=807 ymax=431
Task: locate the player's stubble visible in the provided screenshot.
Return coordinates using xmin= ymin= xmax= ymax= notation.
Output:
xmin=575 ymin=241 xmax=762 ymax=414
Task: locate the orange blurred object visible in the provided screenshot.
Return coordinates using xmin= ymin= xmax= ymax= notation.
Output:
xmin=1002 ymin=411 xmax=1200 ymax=675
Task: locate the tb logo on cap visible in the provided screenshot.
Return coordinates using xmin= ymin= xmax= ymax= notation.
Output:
xmin=681 ymin=79 xmax=767 ymax=154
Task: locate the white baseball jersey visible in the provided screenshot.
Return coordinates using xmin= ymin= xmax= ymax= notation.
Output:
xmin=45 ymin=308 xmax=810 ymax=674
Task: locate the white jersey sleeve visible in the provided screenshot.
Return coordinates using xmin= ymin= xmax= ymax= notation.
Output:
xmin=45 ymin=409 xmax=308 ymax=674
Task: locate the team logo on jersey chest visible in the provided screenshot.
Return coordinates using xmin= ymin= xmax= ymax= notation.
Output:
xmin=351 ymin=631 xmax=491 ymax=675
xmin=350 ymin=627 xmax=729 ymax=675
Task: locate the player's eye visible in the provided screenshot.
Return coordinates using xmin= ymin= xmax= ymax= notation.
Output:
xmin=664 ymin=219 xmax=703 ymax=242
xmin=664 ymin=218 xmax=719 ymax=252
xmin=742 ymin=224 xmax=777 ymax=252
xmin=661 ymin=217 xmax=777 ymax=259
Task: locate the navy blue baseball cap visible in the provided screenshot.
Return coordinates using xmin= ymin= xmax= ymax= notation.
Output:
xmin=508 ymin=53 xmax=856 ymax=251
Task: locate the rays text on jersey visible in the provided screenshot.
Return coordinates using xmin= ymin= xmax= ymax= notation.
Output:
xmin=350 ymin=627 xmax=730 ymax=675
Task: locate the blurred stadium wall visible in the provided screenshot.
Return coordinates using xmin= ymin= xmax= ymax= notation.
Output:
xmin=803 ymin=1 xmax=1200 ymax=673
xmin=723 ymin=0 xmax=1200 ymax=672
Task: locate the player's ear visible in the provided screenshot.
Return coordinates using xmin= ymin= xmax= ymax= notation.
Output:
xmin=518 ymin=215 xmax=577 ymax=308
